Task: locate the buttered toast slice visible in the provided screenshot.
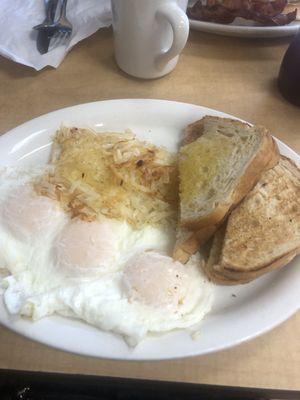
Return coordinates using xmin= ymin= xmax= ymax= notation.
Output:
xmin=173 ymin=116 xmax=280 ymax=263
xmin=206 ymin=156 xmax=300 ymax=285
xmin=179 ymin=116 xmax=279 ymax=230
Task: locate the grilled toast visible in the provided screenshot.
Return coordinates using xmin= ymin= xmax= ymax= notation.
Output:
xmin=206 ymin=156 xmax=300 ymax=284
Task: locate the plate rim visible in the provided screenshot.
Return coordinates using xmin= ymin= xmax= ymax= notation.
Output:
xmin=189 ymin=17 xmax=300 ymax=37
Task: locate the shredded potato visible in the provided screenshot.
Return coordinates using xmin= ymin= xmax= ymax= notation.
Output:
xmin=35 ymin=127 xmax=178 ymax=228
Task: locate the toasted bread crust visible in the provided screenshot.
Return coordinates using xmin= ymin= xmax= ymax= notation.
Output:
xmin=202 ymin=263 xmax=253 ymax=285
xmin=208 ymin=250 xmax=299 ymax=285
xmin=201 ymin=224 xmax=253 ymax=284
xmin=173 ymin=225 xmax=217 ymax=263
xmin=182 ymin=116 xmax=251 ymax=146
xmin=173 ymin=246 xmax=193 ymax=264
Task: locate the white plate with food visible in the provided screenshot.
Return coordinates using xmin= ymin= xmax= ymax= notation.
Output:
xmin=0 ymin=99 xmax=299 ymax=360
xmin=188 ymin=0 xmax=300 ymax=38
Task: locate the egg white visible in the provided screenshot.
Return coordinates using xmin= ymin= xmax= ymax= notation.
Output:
xmin=0 ymin=165 xmax=214 ymax=346
xmin=3 ymin=252 xmax=213 ymax=346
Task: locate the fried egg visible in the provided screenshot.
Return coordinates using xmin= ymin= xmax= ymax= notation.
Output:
xmin=0 ymin=168 xmax=66 ymax=275
xmin=3 ymin=251 xmax=213 ymax=346
xmin=0 ymin=166 xmax=214 ymax=346
xmin=3 ymin=185 xmax=64 ymax=243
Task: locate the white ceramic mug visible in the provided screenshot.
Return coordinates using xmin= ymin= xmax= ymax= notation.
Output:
xmin=111 ymin=0 xmax=189 ymax=79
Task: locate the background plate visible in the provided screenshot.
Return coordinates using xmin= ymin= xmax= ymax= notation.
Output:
xmin=0 ymin=99 xmax=299 ymax=360
xmin=189 ymin=18 xmax=300 ymax=38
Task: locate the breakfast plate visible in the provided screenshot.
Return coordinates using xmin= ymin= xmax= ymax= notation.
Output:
xmin=0 ymin=99 xmax=299 ymax=360
xmin=189 ymin=18 xmax=300 ymax=38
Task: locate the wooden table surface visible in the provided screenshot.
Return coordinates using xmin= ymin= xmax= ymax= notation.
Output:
xmin=0 ymin=28 xmax=299 ymax=390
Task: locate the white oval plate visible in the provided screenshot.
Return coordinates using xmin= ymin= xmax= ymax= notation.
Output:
xmin=0 ymin=99 xmax=299 ymax=361
xmin=189 ymin=18 xmax=300 ymax=38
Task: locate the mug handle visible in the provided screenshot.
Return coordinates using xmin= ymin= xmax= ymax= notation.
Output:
xmin=155 ymin=3 xmax=189 ymax=68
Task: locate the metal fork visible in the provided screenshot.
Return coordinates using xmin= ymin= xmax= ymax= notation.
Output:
xmin=49 ymin=0 xmax=72 ymax=49
xmin=34 ymin=0 xmax=72 ymax=50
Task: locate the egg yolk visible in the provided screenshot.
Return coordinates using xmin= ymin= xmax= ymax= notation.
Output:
xmin=3 ymin=185 xmax=63 ymax=241
xmin=123 ymin=252 xmax=190 ymax=311
xmin=54 ymin=218 xmax=118 ymax=271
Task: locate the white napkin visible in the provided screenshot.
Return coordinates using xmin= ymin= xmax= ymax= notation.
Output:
xmin=0 ymin=0 xmax=112 ymax=70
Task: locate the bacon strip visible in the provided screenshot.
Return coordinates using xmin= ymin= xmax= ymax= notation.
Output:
xmin=188 ymin=0 xmax=297 ymax=25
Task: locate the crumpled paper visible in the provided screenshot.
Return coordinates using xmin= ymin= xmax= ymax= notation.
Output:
xmin=0 ymin=0 xmax=112 ymax=70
